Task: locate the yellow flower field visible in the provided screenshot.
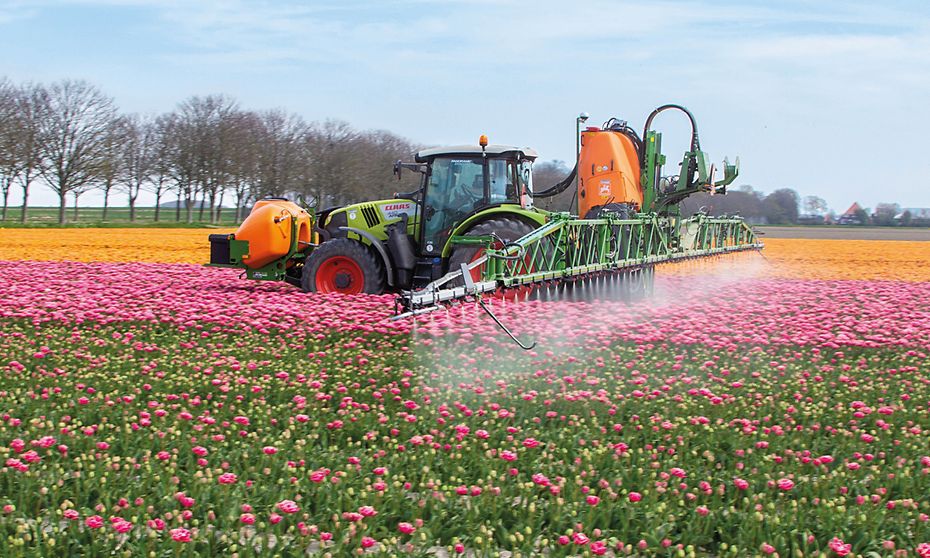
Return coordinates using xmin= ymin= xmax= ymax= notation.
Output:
xmin=761 ymin=238 xmax=930 ymax=281
xmin=0 ymin=228 xmax=234 ymax=264
xmin=1 ymin=228 xmax=928 ymax=281
xmin=659 ymin=238 xmax=930 ymax=282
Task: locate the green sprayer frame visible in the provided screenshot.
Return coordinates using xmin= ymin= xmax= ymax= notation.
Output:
xmin=399 ymin=212 xmax=762 ymax=310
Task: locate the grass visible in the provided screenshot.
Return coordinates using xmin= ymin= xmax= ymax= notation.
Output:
xmin=0 ymin=206 xmax=243 ymax=228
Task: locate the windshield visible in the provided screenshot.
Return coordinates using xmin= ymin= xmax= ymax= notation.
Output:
xmin=421 ymin=157 xmax=520 ymax=254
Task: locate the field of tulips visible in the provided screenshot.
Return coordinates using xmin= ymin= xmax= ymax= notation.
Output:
xmin=0 ymin=229 xmax=929 ymax=557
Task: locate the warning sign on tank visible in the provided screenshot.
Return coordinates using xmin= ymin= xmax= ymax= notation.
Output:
xmin=599 ymin=180 xmax=612 ymax=197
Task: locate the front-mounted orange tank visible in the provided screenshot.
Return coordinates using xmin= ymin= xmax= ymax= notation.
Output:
xmin=578 ymin=128 xmax=643 ymax=218
xmin=235 ymin=199 xmax=313 ymax=269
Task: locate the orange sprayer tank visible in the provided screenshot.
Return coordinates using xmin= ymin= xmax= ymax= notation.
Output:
xmin=235 ymin=199 xmax=313 ymax=269
xmin=578 ymin=128 xmax=643 ymax=218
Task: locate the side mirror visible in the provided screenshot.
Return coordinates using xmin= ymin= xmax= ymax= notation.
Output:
xmin=393 ymin=160 xmax=402 ymax=180
xmin=296 ymin=194 xmax=315 ymax=214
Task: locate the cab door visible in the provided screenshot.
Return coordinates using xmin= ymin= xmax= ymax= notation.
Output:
xmin=419 ymin=157 xmax=486 ymax=256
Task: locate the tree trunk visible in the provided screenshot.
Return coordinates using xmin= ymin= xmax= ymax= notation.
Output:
xmin=198 ymin=190 xmax=206 ymax=221
xmin=102 ymin=187 xmax=110 ymax=220
xmin=21 ymin=182 xmax=30 ymax=223
xmin=208 ymin=191 xmax=217 ymax=224
xmin=129 ymin=194 xmax=137 ymax=222
xmin=186 ymin=195 xmax=193 ymax=224
xmin=58 ymin=191 xmax=67 ymax=225
xmin=236 ymin=192 xmax=244 ymax=223
xmin=73 ymin=191 xmax=80 ymax=221
xmin=215 ymin=190 xmax=225 ymax=224
xmin=1 ymin=185 xmax=8 ymax=221
xmin=175 ymin=190 xmax=181 ymax=222
xmin=154 ymin=188 xmax=162 ymax=222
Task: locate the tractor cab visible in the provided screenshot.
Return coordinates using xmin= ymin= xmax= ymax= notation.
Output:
xmin=406 ymin=143 xmax=538 ymax=257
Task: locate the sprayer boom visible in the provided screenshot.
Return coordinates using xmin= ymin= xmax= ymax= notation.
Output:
xmin=397 ymin=212 xmax=761 ymax=313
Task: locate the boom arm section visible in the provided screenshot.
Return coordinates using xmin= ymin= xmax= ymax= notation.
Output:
xmin=397 ymin=212 xmax=761 ymax=312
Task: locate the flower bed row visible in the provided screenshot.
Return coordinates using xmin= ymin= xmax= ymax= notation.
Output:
xmin=0 ymin=261 xmax=928 ymax=556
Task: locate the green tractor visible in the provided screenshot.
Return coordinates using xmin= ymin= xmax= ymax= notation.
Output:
xmin=208 ymin=138 xmax=548 ymax=294
xmin=209 ymin=105 xmax=752 ymax=306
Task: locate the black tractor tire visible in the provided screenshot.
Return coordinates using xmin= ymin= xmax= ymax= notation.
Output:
xmin=301 ymin=238 xmax=385 ymax=294
xmin=447 ymin=217 xmax=537 ymax=288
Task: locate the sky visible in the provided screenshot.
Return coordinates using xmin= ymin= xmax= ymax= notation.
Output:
xmin=1 ymin=0 xmax=929 ymax=212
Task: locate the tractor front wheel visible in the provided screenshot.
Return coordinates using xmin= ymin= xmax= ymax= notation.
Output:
xmin=448 ymin=217 xmax=538 ymax=298
xmin=301 ymin=238 xmax=385 ymax=294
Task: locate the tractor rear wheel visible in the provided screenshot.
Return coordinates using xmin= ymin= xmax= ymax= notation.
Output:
xmin=301 ymin=238 xmax=385 ymax=294
xmin=448 ymin=217 xmax=537 ymax=297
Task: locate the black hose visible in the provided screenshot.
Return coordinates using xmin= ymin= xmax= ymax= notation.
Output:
xmin=641 ymin=104 xmax=700 ymax=191
xmin=533 ymin=164 xmax=577 ymax=198
xmin=642 ymin=104 xmax=700 ymax=154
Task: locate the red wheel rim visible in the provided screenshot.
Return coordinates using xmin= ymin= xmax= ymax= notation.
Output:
xmin=469 ymin=242 xmax=535 ymax=301
xmin=467 ymin=241 xmax=501 ymax=284
xmin=315 ymin=256 xmax=364 ymax=294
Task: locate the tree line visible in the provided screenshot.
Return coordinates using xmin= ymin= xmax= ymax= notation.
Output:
xmin=530 ymin=161 xmax=816 ymax=225
xmin=3 ymin=77 xmax=914 ymax=227
xmin=0 ymin=78 xmax=421 ymax=224
xmin=680 ymin=186 xmax=804 ymax=224
xmin=680 ymin=188 xmax=921 ymax=226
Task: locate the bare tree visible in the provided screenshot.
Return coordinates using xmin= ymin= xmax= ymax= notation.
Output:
xmin=0 ymin=78 xmax=21 ymax=220
xmin=172 ymin=95 xmax=241 ymax=223
xmin=117 ymin=114 xmax=159 ymax=221
xmin=71 ymin=181 xmax=95 ymax=221
xmin=354 ymin=129 xmax=420 ymax=201
xmin=762 ymin=188 xmax=800 ymax=224
xmin=533 ymin=160 xmax=573 ymax=212
xmin=97 ymin=116 xmax=127 ymax=221
xmin=803 ymin=195 xmax=828 ymax=216
xmin=681 ymin=185 xmax=765 ymax=221
xmin=299 ymin=119 xmax=362 ymax=207
xmin=247 ymin=109 xmax=308 ymax=210
xmin=36 ymin=80 xmax=117 ymax=224
xmin=873 ymin=202 xmax=900 ymax=226
xmin=158 ymin=110 xmax=197 ymax=222
xmin=148 ymin=114 xmax=174 ymax=221
xmin=223 ymin=110 xmax=261 ymax=223
xmin=15 ymin=83 xmax=45 ymax=223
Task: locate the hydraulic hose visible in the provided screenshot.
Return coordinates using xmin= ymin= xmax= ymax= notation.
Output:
xmin=642 ymin=104 xmax=700 ymax=192
xmin=533 ymin=164 xmax=577 ymax=198
xmin=642 ymin=104 xmax=700 ymax=154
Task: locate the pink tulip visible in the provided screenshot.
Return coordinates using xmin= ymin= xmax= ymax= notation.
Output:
xmin=170 ymin=528 xmax=191 ymax=542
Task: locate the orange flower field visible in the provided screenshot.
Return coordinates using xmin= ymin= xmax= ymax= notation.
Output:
xmin=2 ymin=228 xmax=929 ymax=281
xmin=0 ymin=228 xmax=235 ymax=264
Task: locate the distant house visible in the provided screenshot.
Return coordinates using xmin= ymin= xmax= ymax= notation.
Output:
xmin=895 ymin=208 xmax=930 ymax=226
xmin=836 ymin=202 xmax=866 ymax=225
